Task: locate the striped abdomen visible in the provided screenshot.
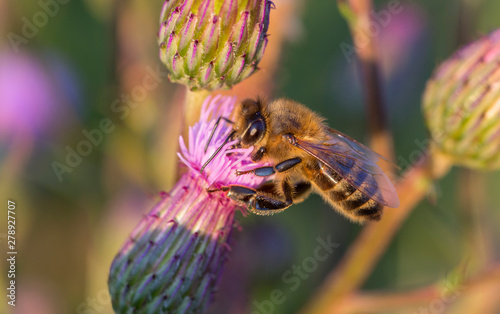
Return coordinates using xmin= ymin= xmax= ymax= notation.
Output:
xmin=303 ymin=161 xmax=383 ymax=221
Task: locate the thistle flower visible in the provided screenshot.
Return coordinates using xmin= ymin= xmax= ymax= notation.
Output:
xmin=158 ymin=0 xmax=272 ymax=91
xmin=423 ymin=29 xmax=500 ymax=170
xmin=108 ymin=96 xmax=266 ymax=313
xmin=0 ymin=51 xmax=57 ymax=139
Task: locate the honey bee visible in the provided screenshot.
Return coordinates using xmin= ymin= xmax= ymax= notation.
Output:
xmin=201 ymin=98 xmax=400 ymax=222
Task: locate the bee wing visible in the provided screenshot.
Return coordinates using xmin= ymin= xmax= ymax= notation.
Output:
xmin=326 ymin=127 xmax=393 ymax=164
xmin=294 ymin=132 xmax=400 ymax=208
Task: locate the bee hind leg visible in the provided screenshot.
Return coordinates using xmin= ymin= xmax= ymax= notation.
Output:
xmin=291 ymin=181 xmax=312 ymax=204
xmin=250 ymin=180 xmax=294 ymax=215
xmin=254 ymin=180 xmax=311 ymax=204
xmin=211 ymin=180 xmax=294 ymax=215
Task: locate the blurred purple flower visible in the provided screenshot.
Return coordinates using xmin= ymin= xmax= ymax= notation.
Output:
xmin=0 ymin=51 xmax=58 ymax=140
xmin=108 ymin=95 xmax=267 ymax=313
xmin=377 ymin=4 xmax=427 ymax=77
xmin=332 ymin=4 xmax=429 ymax=117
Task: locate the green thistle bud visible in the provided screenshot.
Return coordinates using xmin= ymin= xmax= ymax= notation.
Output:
xmin=423 ymin=29 xmax=500 ymax=170
xmin=159 ymin=0 xmax=272 ymax=91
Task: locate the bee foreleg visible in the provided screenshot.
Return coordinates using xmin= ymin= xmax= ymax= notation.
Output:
xmin=251 ymin=147 xmax=266 ymax=162
xmin=204 ymin=116 xmax=234 ymax=153
xmin=236 ymin=157 xmax=302 ymax=177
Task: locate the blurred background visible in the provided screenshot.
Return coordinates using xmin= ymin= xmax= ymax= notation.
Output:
xmin=1 ymin=0 xmax=500 ymax=313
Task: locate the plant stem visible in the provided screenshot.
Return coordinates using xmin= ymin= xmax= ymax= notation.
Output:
xmin=338 ymin=0 xmax=394 ymax=164
xmin=177 ymin=88 xmax=211 ymax=179
xmin=183 ymin=88 xmax=211 ymax=135
xmin=338 ymin=286 xmax=441 ymax=313
xmin=301 ymin=147 xmax=453 ymax=314
xmin=336 ymin=263 xmax=500 ymax=313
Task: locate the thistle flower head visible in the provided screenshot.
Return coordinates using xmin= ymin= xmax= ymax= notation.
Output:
xmin=108 ymin=96 xmax=266 ymax=313
xmin=158 ymin=0 xmax=272 ymax=91
xmin=423 ymin=29 xmax=500 ymax=170
xmin=177 ymin=95 xmax=266 ymax=186
xmin=0 ymin=51 xmax=57 ymax=139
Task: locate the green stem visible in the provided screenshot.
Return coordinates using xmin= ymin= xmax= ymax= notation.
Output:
xmin=177 ymin=88 xmax=211 ymax=179
xmin=184 ymin=88 xmax=211 ymax=132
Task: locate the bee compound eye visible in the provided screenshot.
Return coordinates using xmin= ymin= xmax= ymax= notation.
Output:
xmin=242 ymin=119 xmax=265 ymax=145
xmin=250 ymin=127 xmax=258 ymax=136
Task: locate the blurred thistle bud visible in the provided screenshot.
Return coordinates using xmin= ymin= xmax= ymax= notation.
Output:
xmin=423 ymin=29 xmax=500 ymax=170
xmin=109 ymin=96 xmax=266 ymax=312
xmin=158 ymin=0 xmax=272 ymax=91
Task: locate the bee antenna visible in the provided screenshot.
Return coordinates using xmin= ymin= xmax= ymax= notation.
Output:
xmin=200 ymin=130 xmax=236 ymax=174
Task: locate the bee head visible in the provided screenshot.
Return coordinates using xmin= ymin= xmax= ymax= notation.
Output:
xmin=233 ymin=98 xmax=267 ymax=147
